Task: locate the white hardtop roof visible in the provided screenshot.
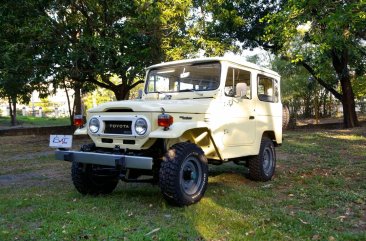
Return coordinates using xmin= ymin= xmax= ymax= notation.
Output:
xmin=147 ymin=57 xmax=280 ymax=78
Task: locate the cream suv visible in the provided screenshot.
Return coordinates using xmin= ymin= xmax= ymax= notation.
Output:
xmin=56 ymin=57 xmax=282 ymax=206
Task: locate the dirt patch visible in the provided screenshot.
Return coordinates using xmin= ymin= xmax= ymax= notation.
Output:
xmin=0 ymin=135 xmax=88 ymax=187
xmin=0 ymin=167 xmax=70 ymax=188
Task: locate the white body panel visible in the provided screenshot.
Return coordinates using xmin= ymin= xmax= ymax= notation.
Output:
xmin=79 ymin=57 xmax=282 ymax=161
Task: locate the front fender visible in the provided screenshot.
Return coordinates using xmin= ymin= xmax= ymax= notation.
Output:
xmin=149 ymin=121 xmax=209 ymax=139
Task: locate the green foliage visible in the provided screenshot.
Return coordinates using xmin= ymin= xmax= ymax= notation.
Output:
xmin=38 ymin=98 xmax=54 ymax=113
xmin=263 ymin=0 xmax=365 ymax=127
xmin=272 ymin=57 xmax=309 ymax=109
xmin=83 ymin=87 xmax=115 ymax=111
xmin=263 ymin=0 xmax=366 ymax=85
xmin=353 ymin=75 xmax=366 ymax=100
xmin=0 ymin=0 xmax=40 ymax=103
xmin=0 ymin=0 xmax=199 ymax=104
xmin=200 ymin=0 xmax=364 ymax=126
xmin=42 ymin=0 xmax=197 ymax=100
xmin=192 ymin=0 xmax=280 ymax=53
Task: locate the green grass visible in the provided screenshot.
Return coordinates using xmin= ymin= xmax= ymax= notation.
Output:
xmin=0 ymin=128 xmax=365 ymax=240
xmin=0 ymin=116 xmax=70 ymax=127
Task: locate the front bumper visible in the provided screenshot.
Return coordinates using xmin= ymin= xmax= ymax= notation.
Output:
xmin=55 ymin=150 xmax=153 ymax=170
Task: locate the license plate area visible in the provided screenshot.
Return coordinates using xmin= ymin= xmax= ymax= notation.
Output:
xmin=104 ymin=121 xmax=132 ymax=134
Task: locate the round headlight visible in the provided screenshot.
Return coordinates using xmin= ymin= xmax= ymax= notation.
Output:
xmin=135 ymin=118 xmax=148 ymax=135
xmin=89 ymin=117 xmax=100 ymax=133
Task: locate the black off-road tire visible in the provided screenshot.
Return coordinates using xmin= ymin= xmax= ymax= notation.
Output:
xmin=246 ymin=137 xmax=276 ymax=181
xmin=71 ymin=162 xmax=119 ymax=195
xmin=159 ymin=142 xmax=208 ymax=206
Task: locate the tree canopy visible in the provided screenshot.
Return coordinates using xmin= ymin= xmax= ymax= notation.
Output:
xmin=199 ymin=0 xmax=365 ymax=127
xmin=0 ymin=0 xmax=50 ymax=125
xmin=0 ymin=0 xmax=365 ymax=127
xmin=262 ymin=0 xmax=365 ymax=127
xmin=41 ymin=0 xmax=195 ymax=101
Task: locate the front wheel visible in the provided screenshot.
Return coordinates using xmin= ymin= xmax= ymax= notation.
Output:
xmin=246 ymin=137 xmax=276 ymax=181
xmin=159 ymin=142 xmax=208 ymax=206
xmin=71 ymin=162 xmax=119 ymax=195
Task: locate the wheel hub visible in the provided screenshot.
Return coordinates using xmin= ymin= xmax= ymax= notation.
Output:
xmin=180 ymin=155 xmax=203 ymax=195
xmin=183 ymin=169 xmax=196 ymax=181
xmin=263 ymin=148 xmax=273 ymax=175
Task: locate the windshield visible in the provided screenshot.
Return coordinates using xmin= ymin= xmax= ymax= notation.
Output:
xmin=146 ymin=62 xmax=221 ymax=93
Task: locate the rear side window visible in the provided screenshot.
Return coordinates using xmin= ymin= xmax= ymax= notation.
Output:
xmin=257 ymin=75 xmax=278 ymax=102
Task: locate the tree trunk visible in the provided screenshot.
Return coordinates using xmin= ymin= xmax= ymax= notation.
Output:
xmin=10 ymin=96 xmax=17 ymax=126
xmin=314 ymin=93 xmax=319 ymax=124
xmin=63 ymin=80 xmax=73 ymax=126
xmin=322 ymin=91 xmax=327 ymax=117
xmin=73 ymin=83 xmax=82 ymax=116
xmin=331 ymin=49 xmax=359 ymax=128
xmin=113 ymin=85 xmax=130 ymax=101
xmin=8 ymin=97 xmax=13 ymax=126
xmin=340 ymin=76 xmax=359 ymax=128
xmin=304 ymin=94 xmax=312 ymax=118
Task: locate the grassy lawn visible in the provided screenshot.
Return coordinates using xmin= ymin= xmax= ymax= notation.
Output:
xmin=0 ymin=128 xmax=365 ymax=240
xmin=0 ymin=116 xmax=70 ymax=128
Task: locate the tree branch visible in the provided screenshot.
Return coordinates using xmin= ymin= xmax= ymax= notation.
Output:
xmin=127 ymin=79 xmax=144 ymax=90
xmin=86 ymin=76 xmax=111 ymax=90
xmin=300 ymin=61 xmax=343 ymax=101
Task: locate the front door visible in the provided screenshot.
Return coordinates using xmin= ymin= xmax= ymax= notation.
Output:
xmin=222 ymin=67 xmax=256 ymax=146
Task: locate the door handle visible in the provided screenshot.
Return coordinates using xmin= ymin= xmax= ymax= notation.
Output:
xmin=249 ymin=116 xmax=255 ymax=120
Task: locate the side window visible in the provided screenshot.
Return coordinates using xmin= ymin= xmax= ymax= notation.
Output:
xmin=224 ymin=67 xmax=251 ymax=98
xmin=257 ymin=75 xmax=278 ymax=102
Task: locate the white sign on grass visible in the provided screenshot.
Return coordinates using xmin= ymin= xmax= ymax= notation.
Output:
xmin=49 ymin=135 xmax=73 ymax=149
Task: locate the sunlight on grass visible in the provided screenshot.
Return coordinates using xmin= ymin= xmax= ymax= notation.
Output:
xmin=321 ymin=133 xmax=366 ymax=141
xmin=188 ymin=198 xmax=252 ymax=240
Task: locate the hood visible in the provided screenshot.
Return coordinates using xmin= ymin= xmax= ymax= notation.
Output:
xmin=88 ymin=98 xmax=215 ymax=114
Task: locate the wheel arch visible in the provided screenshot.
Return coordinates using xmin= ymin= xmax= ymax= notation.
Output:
xmin=181 ymin=128 xmax=222 ymax=161
xmin=262 ymin=130 xmax=280 ymax=146
xmin=159 ymin=127 xmax=222 ymax=161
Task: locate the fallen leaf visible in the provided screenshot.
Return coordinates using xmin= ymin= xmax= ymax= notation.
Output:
xmin=312 ymin=234 xmax=320 ymax=240
xmin=145 ymin=228 xmax=160 ymax=236
xmin=299 ymin=218 xmax=308 ymax=224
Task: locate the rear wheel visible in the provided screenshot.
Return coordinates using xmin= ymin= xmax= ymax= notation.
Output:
xmin=159 ymin=142 xmax=208 ymax=206
xmin=71 ymin=162 xmax=119 ymax=195
xmin=246 ymin=137 xmax=276 ymax=181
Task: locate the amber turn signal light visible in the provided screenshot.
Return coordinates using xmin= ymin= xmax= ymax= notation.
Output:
xmin=158 ymin=113 xmax=173 ymax=129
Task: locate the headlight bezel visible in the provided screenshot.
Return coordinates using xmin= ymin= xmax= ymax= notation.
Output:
xmin=134 ymin=118 xmax=148 ymax=136
xmin=89 ymin=117 xmax=100 ymax=133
